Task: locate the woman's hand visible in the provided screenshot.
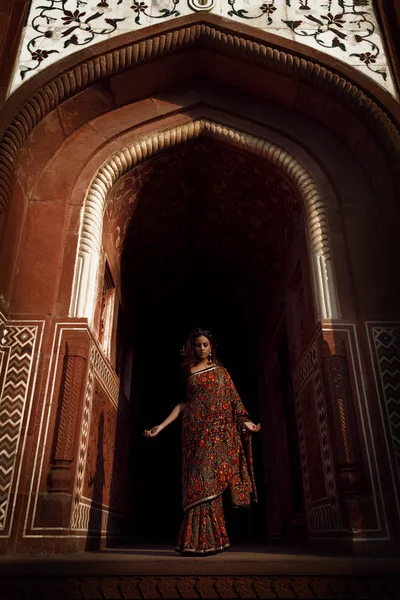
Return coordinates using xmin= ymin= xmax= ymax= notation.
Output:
xmin=243 ymin=421 xmax=261 ymax=433
xmin=143 ymin=404 xmax=185 ymax=439
xmin=143 ymin=425 xmax=162 ymax=438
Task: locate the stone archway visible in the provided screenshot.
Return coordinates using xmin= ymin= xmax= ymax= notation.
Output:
xmin=86 ymin=124 xmax=334 ymax=545
xmin=70 ymin=119 xmax=338 ymax=325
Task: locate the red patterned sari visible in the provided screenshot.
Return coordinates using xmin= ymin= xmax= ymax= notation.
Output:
xmin=176 ymin=365 xmax=257 ymax=554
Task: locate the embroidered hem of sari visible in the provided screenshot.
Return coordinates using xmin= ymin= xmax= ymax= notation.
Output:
xmin=176 ymin=494 xmax=230 ymax=555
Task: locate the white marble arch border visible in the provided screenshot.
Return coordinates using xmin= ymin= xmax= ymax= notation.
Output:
xmin=70 ymin=119 xmax=339 ymax=323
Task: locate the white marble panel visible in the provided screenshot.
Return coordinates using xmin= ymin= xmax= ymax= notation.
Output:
xmin=8 ymin=0 xmax=398 ymax=98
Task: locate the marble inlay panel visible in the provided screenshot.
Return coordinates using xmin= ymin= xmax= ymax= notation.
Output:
xmin=9 ymin=1 xmax=397 ymax=97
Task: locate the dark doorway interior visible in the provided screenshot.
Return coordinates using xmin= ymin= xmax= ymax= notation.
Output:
xmin=115 ymin=138 xmax=305 ymax=544
xmin=127 ymin=268 xmax=263 ymax=543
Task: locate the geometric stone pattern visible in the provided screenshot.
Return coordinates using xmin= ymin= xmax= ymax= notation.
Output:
xmin=1 ymin=575 xmax=398 ymax=599
xmin=369 ymin=325 xmax=400 ymax=518
xmin=13 ymin=0 xmax=396 ymax=96
xmin=71 ymin=501 xmax=129 ymax=534
xmin=293 ymin=335 xmax=341 ymax=534
xmin=0 ymin=313 xmax=42 ymax=536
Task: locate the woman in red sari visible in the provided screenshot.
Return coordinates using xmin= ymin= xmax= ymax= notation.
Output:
xmin=144 ymin=328 xmax=260 ymax=555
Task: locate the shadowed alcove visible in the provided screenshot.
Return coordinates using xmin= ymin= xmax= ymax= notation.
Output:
xmin=104 ymin=137 xmax=310 ymax=544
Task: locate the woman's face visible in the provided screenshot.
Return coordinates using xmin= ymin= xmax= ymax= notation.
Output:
xmin=194 ymin=335 xmax=211 ymax=361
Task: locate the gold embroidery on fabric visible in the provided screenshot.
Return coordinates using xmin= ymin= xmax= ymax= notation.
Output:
xmin=184 ymin=492 xmax=222 ymax=511
xmin=175 ymin=542 xmax=231 ymax=554
xmin=187 ymin=365 xmax=218 ymax=380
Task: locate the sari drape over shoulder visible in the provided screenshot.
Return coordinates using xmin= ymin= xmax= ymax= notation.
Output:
xmin=182 ymin=365 xmax=257 ymax=512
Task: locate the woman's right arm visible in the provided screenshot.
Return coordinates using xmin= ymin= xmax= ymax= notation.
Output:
xmin=143 ymin=403 xmax=186 ymax=437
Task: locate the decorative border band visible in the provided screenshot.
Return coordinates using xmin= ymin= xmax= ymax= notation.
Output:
xmin=0 ymin=313 xmax=44 ymax=537
xmin=366 ymin=322 xmax=400 ymax=522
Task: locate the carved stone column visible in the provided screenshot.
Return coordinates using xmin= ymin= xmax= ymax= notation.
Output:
xmin=48 ymin=344 xmax=87 ymax=493
xmin=321 ymin=336 xmax=369 ymax=532
xmin=42 ymin=337 xmax=88 ymax=527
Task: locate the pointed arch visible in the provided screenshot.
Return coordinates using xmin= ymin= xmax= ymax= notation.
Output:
xmin=70 ymin=119 xmax=339 ymax=324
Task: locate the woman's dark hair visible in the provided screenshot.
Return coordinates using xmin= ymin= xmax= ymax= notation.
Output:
xmin=181 ymin=328 xmax=218 ymax=367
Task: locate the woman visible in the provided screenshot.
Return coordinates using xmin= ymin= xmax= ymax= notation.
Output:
xmin=144 ymin=328 xmax=260 ymax=555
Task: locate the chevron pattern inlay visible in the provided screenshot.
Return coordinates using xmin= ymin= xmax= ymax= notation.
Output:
xmin=0 ymin=321 xmax=40 ymax=533
xmin=372 ymin=327 xmax=400 ymax=505
xmin=73 ymin=500 xmax=129 ymax=533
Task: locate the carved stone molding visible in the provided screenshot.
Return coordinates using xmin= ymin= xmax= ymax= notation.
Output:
xmin=1 ymin=18 xmax=400 ymax=217
xmin=322 ymin=343 xmax=360 ymax=466
xmin=321 ymin=340 xmax=370 ymax=532
xmin=71 ymin=339 xmax=122 ymax=531
xmin=54 ymin=349 xmax=87 ymax=463
xmin=1 ymin=574 xmax=399 ymax=599
xmin=293 ymin=332 xmax=341 ymax=533
xmin=70 ymin=119 xmax=338 ymax=324
xmin=71 ymin=345 xmax=96 ymax=530
xmin=47 ymin=344 xmax=87 ymax=495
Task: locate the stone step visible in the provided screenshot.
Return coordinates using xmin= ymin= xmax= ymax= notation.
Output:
xmin=0 ymin=545 xmax=399 ymax=599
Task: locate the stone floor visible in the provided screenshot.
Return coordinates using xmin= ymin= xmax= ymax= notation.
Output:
xmin=1 ymin=544 xmax=399 ymax=599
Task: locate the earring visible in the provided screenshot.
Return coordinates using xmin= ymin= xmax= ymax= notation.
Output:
xmin=208 ymin=353 xmax=213 ymax=364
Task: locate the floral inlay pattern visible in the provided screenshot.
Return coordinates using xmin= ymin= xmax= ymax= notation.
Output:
xmin=10 ymin=0 xmax=396 ymax=97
